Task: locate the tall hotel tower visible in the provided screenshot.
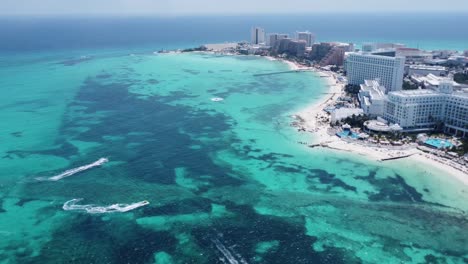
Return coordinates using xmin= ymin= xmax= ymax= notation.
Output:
xmin=345 ymin=53 xmax=405 ymax=93
xmin=251 ymin=27 xmax=265 ymax=45
xmin=296 ymin=31 xmax=315 ymax=47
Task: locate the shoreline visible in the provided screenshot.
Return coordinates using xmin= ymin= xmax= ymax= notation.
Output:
xmin=281 ymin=58 xmax=468 ymax=186
xmin=167 ymin=50 xmax=467 ymax=185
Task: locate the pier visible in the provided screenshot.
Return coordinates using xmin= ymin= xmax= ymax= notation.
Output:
xmin=253 ymin=69 xmax=311 ymax=77
xmin=380 ymin=154 xmax=415 ymax=161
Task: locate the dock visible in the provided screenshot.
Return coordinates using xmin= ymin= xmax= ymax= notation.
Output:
xmin=380 ymin=154 xmax=415 ymax=161
xmin=253 ymin=69 xmax=311 ymax=77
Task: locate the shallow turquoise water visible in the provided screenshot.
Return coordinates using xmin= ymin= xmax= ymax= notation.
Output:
xmin=0 ymin=51 xmax=467 ymax=263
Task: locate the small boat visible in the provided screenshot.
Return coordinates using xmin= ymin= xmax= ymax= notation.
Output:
xmin=211 ymin=97 xmax=224 ymax=102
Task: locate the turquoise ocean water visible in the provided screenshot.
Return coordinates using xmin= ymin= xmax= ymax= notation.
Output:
xmin=0 ymin=16 xmax=467 ymax=263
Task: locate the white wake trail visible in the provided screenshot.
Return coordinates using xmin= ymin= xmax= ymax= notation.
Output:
xmin=62 ymin=199 xmax=149 ymax=214
xmin=36 ymin=158 xmax=108 ymax=181
xmin=212 ymin=238 xmax=249 ymax=264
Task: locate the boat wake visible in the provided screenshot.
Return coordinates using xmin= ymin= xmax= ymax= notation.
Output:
xmin=36 ymin=158 xmax=109 ymax=181
xmin=212 ymin=237 xmax=248 ymax=264
xmin=63 ymin=199 xmax=149 ymax=214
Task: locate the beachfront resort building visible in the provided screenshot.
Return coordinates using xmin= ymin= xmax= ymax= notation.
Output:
xmin=345 ymin=53 xmax=406 ymax=93
xmin=296 ymin=31 xmax=315 ymax=47
xmin=273 ymin=38 xmax=307 ymax=58
xmin=251 ymin=27 xmax=265 ymax=45
xmin=309 ymin=43 xmax=334 ymax=61
xmin=410 ymin=74 xmax=468 ymax=90
xmin=396 ymin=48 xmax=433 ymax=63
xmin=407 ymin=65 xmax=447 ymax=76
xmin=383 ymin=81 xmax=468 ymax=137
xmin=266 ymin=33 xmax=289 ymax=47
xmin=358 ymin=80 xmax=386 ymax=117
xmin=309 ymin=42 xmax=353 ymax=66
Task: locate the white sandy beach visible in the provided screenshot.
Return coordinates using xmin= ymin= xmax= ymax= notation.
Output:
xmin=284 ymin=60 xmax=468 ymax=186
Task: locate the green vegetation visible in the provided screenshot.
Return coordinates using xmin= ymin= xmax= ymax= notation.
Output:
xmin=344 ymin=84 xmax=361 ymax=95
xmin=428 ymin=115 xmax=445 ymax=132
xmin=182 ymin=46 xmax=208 ymax=52
xmin=341 ymin=114 xmax=370 ymax=128
xmin=460 ymin=138 xmax=468 ymax=154
xmin=454 ymin=73 xmax=468 ymax=84
xmin=402 ymin=80 xmax=419 ymax=90
xmin=450 ymin=138 xmax=468 ymax=156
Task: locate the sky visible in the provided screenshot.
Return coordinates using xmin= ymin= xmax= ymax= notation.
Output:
xmin=1 ymin=0 xmax=468 ymax=15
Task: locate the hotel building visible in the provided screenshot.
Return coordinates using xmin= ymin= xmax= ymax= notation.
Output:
xmin=395 ymin=48 xmax=433 ymax=63
xmin=273 ymin=39 xmax=307 ymax=58
xmin=251 ymin=27 xmax=265 ymax=45
xmin=410 ymin=73 xmax=467 ymax=90
xmin=345 ymin=53 xmax=406 ymax=93
xmin=383 ymin=81 xmax=468 ymax=137
xmin=296 ymin=31 xmax=315 ymax=47
xmin=358 ymin=80 xmax=386 ymax=117
xmin=407 ymin=65 xmax=447 ymax=77
xmin=266 ymin=33 xmax=289 ymax=47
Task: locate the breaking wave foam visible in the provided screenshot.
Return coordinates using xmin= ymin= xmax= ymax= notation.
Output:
xmin=63 ymin=199 xmax=149 ymax=214
xmin=36 ymin=158 xmax=108 ymax=181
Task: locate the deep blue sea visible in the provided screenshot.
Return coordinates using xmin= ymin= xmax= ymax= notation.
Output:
xmin=0 ymin=13 xmax=467 ymax=54
xmin=0 ymin=14 xmax=467 ymax=264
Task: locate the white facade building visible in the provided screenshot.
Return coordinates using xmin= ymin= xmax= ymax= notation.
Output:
xmin=383 ymin=81 xmax=468 ymax=137
xmin=411 ymin=73 xmax=467 ymax=90
xmin=407 ymin=65 xmax=447 ymax=76
xmin=396 ymin=48 xmax=432 ymax=63
xmin=345 ymin=53 xmax=406 ymax=93
xmin=266 ymin=33 xmax=289 ymax=47
xmin=251 ymin=27 xmax=265 ymax=45
xmin=358 ymin=80 xmax=386 ymax=117
xmin=296 ymin=31 xmax=315 ymax=47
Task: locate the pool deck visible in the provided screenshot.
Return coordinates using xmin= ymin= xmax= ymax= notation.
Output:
xmin=424 ymin=139 xmax=453 ymax=149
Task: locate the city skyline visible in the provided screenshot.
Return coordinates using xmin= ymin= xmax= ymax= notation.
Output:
xmin=1 ymin=0 xmax=468 ymax=15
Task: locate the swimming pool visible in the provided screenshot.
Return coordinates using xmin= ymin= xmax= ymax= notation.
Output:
xmin=424 ymin=138 xmax=453 ymax=149
xmin=336 ymin=130 xmax=359 ymax=139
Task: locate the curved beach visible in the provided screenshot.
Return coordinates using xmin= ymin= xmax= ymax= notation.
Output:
xmin=288 ymin=61 xmax=468 ymax=185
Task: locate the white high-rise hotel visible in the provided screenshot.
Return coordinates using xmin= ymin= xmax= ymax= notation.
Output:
xmin=345 ymin=53 xmax=405 ymax=92
xmin=383 ymin=81 xmax=468 ymax=137
xmin=251 ymin=27 xmax=265 ymax=45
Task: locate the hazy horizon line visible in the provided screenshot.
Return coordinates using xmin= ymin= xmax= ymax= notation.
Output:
xmin=1 ymin=11 xmax=468 ymax=18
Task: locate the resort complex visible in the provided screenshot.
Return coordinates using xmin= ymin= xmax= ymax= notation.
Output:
xmin=200 ymin=28 xmax=468 ymax=139
xmin=194 ymin=26 xmax=468 ymax=174
xmin=384 ymin=81 xmax=468 ymax=136
xmin=167 ymin=22 xmax=468 ymax=177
